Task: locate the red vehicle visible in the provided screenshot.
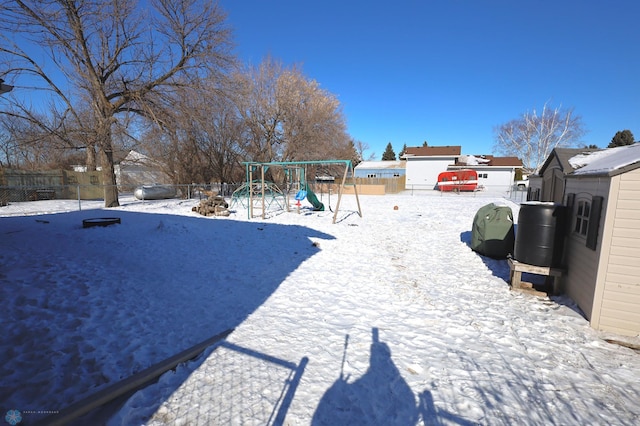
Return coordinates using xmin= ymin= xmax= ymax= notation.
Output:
xmin=437 ymin=169 xmax=478 ymax=192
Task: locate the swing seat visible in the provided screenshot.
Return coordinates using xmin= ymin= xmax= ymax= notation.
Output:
xmin=295 ymin=190 xmax=307 ymax=200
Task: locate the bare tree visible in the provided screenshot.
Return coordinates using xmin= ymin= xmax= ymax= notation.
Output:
xmin=232 ymin=57 xmax=351 ymax=166
xmin=0 ymin=114 xmax=27 ymax=168
xmin=0 ymin=109 xmax=77 ymax=169
xmin=1 ymin=0 xmax=233 ymax=207
xmin=493 ymin=102 xmax=586 ymax=172
xmin=231 ymin=58 xmax=285 ymax=163
xmin=141 ymin=79 xmax=245 ymax=185
xmin=353 ymin=139 xmax=376 ymax=163
xmin=277 ymin=69 xmax=349 ymax=161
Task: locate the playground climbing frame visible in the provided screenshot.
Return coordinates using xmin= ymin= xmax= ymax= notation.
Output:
xmin=242 ymin=160 xmax=362 ymax=224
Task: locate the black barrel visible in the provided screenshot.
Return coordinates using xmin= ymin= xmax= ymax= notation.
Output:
xmin=514 ymin=202 xmax=566 ymax=267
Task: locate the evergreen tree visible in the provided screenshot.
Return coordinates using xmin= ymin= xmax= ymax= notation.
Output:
xmin=398 ymin=143 xmax=407 ymax=159
xmin=608 ymin=130 xmax=635 ymax=148
xmin=382 ymin=142 xmax=396 ymax=160
xmin=349 ymin=140 xmax=362 ymax=166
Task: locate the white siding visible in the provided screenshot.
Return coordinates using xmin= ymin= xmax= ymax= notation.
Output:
xmin=597 ymin=169 xmax=640 ymax=335
xmin=404 ymin=157 xmax=456 ymax=190
xmin=464 ymin=166 xmax=515 ymax=192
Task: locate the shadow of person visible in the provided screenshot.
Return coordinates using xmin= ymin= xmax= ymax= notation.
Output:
xmin=312 ymin=328 xmax=419 ymax=425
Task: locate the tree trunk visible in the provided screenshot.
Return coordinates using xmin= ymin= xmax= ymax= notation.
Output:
xmin=97 ymin=119 xmax=120 ymax=208
xmin=86 ymin=144 xmax=97 ymax=171
xmin=100 ymin=146 xmax=120 ymax=207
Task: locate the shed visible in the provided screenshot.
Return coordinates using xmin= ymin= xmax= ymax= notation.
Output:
xmin=560 ymin=143 xmax=640 ymax=336
xmin=528 ymin=148 xmax=601 ymax=203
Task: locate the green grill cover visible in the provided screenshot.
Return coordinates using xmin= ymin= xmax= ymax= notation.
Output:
xmin=471 ymin=203 xmax=515 ymax=259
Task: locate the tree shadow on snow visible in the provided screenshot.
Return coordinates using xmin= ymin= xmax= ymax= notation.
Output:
xmin=312 ymin=328 xmax=474 ymax=426
xmin=0 ymin=208 xmax=333 ymax=424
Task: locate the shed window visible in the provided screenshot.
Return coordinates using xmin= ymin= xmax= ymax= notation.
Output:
xmin=574 ymin=200 xmax=590 ymax=236
xmin=573 ymin=196 xmax=604 ymax=250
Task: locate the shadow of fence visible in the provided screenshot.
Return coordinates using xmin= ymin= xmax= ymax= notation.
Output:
xmin=111 ymin=341 xmax=309 ymax=425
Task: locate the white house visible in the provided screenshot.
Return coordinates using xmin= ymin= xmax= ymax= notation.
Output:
xmin=403 ymin=146 xmax=461 ymax=190
xmin=403 ymin=146 xmax=523 ymax=192
xmin=448 ymin=155 xmax=523 ymax=192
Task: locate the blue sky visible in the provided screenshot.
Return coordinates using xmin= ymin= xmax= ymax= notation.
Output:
xmin=219 ymin=0 xmax=640 ymax=160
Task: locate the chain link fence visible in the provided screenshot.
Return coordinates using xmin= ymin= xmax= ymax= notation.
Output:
xmin=142 ymin=342 xmax=308 ymax=425
xmin=1 ymin=180 xmax=531 ymax=216
xmin=0 ymin=183 xmax=241 ymax=205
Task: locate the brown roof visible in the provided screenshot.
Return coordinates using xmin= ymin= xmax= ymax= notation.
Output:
xmin=404 ymin=146 xmax=461 ymax=156
xmin=487 ymin=156 xmax=523 ymax=167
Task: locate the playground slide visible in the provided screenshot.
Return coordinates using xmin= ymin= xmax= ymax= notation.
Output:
xmin=305 ymin=187 xmax=325 ymax=211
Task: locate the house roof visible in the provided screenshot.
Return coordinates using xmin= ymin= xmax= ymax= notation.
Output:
xmin=454 ymin=155 xmax=523 ymax=167
xmin=403 ymin=146 xmax=461 ymax=157
xmin=489 ymin=156 xmax=523 ymax=167
xmin=355 ymin=160 xmax=405 ymax=170
xmin=538 ymin=147 xmax=601 ymax=175
xmin=120 ymin=150 xmax=164 ymax=168
xmin=569 ymin=143 xmax=640 ymax=177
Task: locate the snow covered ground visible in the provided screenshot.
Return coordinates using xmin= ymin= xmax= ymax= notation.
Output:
xmin=1 ymin=191 xmax=639 ymax=425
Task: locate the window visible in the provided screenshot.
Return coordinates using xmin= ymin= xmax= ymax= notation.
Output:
xmin=573 ymin=195 xmax=603 ymax=250
xmin=574 ymin=200 xmax=590 ymax=236
xmin=90 ymin=175 xmax=99 ymax=185
xmin=479 ymin=173 xmax=488 ymax=179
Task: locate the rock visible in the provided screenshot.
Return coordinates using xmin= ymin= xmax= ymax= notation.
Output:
xmin=192 ymin=195 xmax=230 ymax=217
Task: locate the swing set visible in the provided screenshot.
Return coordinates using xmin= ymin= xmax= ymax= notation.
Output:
xmin=239 ymin=160 xmax=362 ymax=224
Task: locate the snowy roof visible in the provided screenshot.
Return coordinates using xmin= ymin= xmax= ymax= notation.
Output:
xmin=532 ymin=147 xmax=601 ymax=177
xmin=121 ymin=150 xmax=164 ymax=168
xmin=458 ymin=155 xmax=491 ymax=165
xmin=453 ymin=155 xmax=522 ymax=168
xmin=123 ymin=150 xmax=152 ymax=163
xmin=355 ymin=160 xmax=405 ymax=170
xmin=570 ymin=143 xmax=640 ymax=176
